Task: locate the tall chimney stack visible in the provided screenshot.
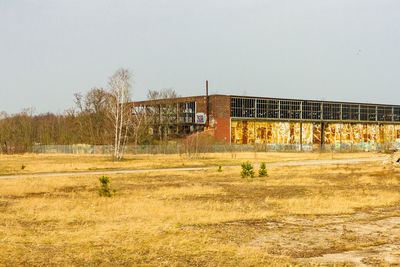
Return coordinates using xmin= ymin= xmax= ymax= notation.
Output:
xmin=206 ymin=80 xmax=209 ymax=128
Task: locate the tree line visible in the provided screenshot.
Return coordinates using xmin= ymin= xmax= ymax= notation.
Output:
xmin=0 ymin=69 xmax=180 ymax=158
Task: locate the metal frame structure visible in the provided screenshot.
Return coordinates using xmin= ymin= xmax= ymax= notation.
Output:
xmin=136 ymin=101 xmax=196 ymax=125
xmin=230 ymin=96 xmax=400 ymax=123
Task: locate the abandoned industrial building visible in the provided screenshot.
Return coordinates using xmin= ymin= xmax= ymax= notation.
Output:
xmin=134 ymin=93 xmax=400 ymax=151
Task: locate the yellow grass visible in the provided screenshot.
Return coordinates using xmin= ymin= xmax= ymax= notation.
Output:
xmin=0 ymin=154 xmax=399 ymax=266
xmin=265 ymin=190 xmax=400 ymax=215
xmin=0 ymin=151 xmax=381 ymax=175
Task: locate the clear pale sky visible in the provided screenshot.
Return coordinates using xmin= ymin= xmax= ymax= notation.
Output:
xmin=1 ymin=0 xmax=399 ymax=114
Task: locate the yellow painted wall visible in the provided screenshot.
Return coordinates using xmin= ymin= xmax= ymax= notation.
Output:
xmin=231 ymin=120 xmax=400 ymax=146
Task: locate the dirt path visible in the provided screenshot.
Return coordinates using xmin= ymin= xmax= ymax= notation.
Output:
xmin=0 ymin=156 xmax=385 ymax=180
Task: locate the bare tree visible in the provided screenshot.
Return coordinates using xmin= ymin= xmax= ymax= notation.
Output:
xmin=106 ymin=69 xmax=132 ymax=160
xmin=131 ymin=105 xmax=149 ymax=147
xmin=74 ymin=88 xmax=109 ymax=144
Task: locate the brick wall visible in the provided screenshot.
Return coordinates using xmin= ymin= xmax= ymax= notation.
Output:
xmin=208 ymin=95 xmax=231 ymax=142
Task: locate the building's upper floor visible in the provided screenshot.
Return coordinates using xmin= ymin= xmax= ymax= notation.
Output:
xmin=134 ymin=94 xmax=400 ymax=123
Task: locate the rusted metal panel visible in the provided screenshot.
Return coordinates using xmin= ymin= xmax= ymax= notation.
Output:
xmin=231 ymin=120 xmax=400 ymax=147
xmin=302 ymin=123 xmax=313 ymax=145
xmin=353 ymin=124 xmax=362 ymax=143
xmin=312 ymin=123 xmax=322 ymax=145
xmin=325 ymin=123 xmax=383 ymax=145
xmin=368 ymin=124 xmax=379 ymax=144
xmin=247 ymin=121 xmax=255 ymax=144
xmin=231 ymin=120 xmax=244 ymax=144
xmin=276 ymin=122 xmax=289 ymax=144
xmin=323 ymin=123 xmax=340 ymax=145
xmin=232 ymin=121 xmax=306 ymax=145
xmin=255 ymin=122 xmax=267 ymax=144
xmin=241 ymin=121 xmax=247 ymax=144
xmin=386 ymin=124 xmax=395 ymax=142
xmin=340 ymin=124 xmax=351 ymax=144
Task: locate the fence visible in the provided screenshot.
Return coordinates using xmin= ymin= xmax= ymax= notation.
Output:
xmin=28 ymin=142 xmax=395 ymax=155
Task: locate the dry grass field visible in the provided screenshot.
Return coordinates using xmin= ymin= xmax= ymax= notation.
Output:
xmin=1 ymin=152 xmax=400 ymax=266
xmin=0 ymin=151 xmax=380 ymax=175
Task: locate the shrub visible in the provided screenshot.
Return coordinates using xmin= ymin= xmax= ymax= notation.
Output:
xmin=240 ymin=161 xmax=255 ymax=178
xmin=98 ymin=176 xmax=116 ymax=197
xmin=217 ymin=165 xmax=222 ymax=172
xmin=258 ymin=162 xmax=268 ymax=177
xmin=21 ymin=164 xmax=26 ymax=170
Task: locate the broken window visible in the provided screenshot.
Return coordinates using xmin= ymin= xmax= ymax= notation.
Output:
xmin=256 ymin=99 xmax=268 ymax=118
xmin=243 ymin=98 xmax=256 ymax=118
xmin=268 ymin=100 xmax=279 ymax=118
xmin=279 ymin=101 xmax=301 ymax=119
xmin=323 ymin=103 xmax=341 ymax=120
xmin=302 ymin=102 xmax=321 ymax=120
xmin=342 ymin=104 xmax=359 ymax=120
xmin=302 ymin=102 xmax=312 ymax=119
xmin=377 ymin=106 xmax=385 ymax=121
xmin=179 ymin=102 xmax=195 ymax=123
xmin=360 ymin=105 xmax=368 ymax=121
xmin=231 ymin=98 xmax=243 ymax=117
xmin=384 ymin=107 xmax=393 ymax=121
xmin=368 ymin=106 xmax=377 ymax=121
xmin=291 ymin=101 xmax=302 ymax=119
xmin=394 ymin=107 xmax=400 ymax=122
xmin=312 ymin=102 xmax=321 ymax=120
xmin=280 ymin=101 xmax=290 ymax=119
xmin=230 ymin=97 xmax=255 ymax=118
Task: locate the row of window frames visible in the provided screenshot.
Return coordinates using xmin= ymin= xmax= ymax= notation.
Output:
xmin=232 ymin=106 xmax=398 ymax=114
xmin=232 ymin=109 xmax=399 ymax=118
xmin=231 ymin=102 xmax=397 ymax=113
xmin=232 ymin=100 xmax=398 ymax=117
xmin=231 ymin=99 xmax=398 ymax=112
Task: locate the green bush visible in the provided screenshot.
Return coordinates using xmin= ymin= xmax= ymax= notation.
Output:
xmin=258 ymin=162 xmax=268 ymax=177
xmin=217 ymin=165 xmax=222 ymax=172
xmin=21 ymin=164 xmax=26 ymax=170
xmin=98 ymin=176 xmax=116 ymax=197
xmin=240 ymin=161 xmax=255 ymax=178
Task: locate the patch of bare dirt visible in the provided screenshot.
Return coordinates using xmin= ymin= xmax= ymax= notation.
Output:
xmin=185 ymin=206 xmax=400 ymax=266
xmin=244 ymin=211 xmax=400 ymax=266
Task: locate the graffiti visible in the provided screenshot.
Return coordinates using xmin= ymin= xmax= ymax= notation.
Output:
xmin=231 ymin=120 xmax=400 ymax=150
xmin=195 ymin=113 xmax=207 ymax=124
